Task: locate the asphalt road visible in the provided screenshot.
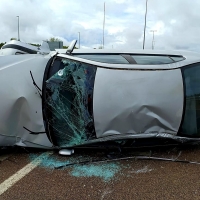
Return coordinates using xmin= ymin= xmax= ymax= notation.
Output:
xmin=1 ymin=146 xmax=200 ymax=200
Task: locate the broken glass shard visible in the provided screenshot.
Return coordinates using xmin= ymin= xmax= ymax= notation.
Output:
xmin=44 ymin=58 xmax=96 ymax=147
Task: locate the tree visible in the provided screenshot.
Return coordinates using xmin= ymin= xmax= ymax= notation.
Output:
xmin=10 ymin=38 xmax=17 ymax=40
xmin=30 ymin=43 xmax=40 ymax=47
xmin=0 ymin=42 xmax=5 ymax=48
xmin=48 ymin=37 xmax=62 ymax=42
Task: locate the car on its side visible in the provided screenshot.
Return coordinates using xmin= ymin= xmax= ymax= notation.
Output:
xmin=0 ymin=40 xmax=200 ymax=150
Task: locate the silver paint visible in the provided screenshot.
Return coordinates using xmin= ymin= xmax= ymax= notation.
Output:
xmin=0 ymin=54 xmax=52 ymax=148
xmin=93 ymin=68 xmax=183 ymax=138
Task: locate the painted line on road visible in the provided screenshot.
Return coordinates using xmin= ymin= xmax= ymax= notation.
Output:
xmin=0 ymin=151 xmax=52 ymax=196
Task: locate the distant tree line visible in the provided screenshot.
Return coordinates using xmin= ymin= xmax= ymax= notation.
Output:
xmin=30 ymin=43 xmax=40 ymax=47
xmin=0 ymin=42 xmax=6 ymax=48
xmin=48 ymin=37 xmax=62 ymax=42
xmin=47 ymin=37 xmax=69 ymax=49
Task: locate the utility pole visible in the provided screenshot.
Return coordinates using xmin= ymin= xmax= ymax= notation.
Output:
xmin=78 ymin=32 xmax=80 ymax=49
xmin=150 ymin=30 xmax=157 ymax=50
xmin=103 ymin=2 xmax=105 ymax=49
xmin=16 ymin=16 xmax=20 ymax=41
xmin=142 ymin=0 xmax=148 ymax=49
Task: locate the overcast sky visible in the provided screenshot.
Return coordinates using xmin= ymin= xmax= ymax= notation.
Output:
xmin=0 ymin=0 xmax=200 ymax=51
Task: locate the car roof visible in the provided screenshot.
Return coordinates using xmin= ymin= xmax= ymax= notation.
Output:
xmin=55 ymin=48 xmax=199 ymax=56
xmin=55 ymin=48 xmax=200 ymax=70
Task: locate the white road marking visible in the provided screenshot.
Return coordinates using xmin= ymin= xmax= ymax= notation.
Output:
xmin=0 ymin=151 xmax=52 ymax=196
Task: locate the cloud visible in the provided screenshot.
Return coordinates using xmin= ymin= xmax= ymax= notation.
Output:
xmin=0 ymin=0 xmax=199 ymax=51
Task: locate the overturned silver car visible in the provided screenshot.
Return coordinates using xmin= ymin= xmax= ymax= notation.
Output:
xmin=0 ymin=40 xmax=200 ymax=149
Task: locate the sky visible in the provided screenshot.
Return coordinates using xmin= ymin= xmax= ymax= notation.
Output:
xmin=0 ymin=0 xmax=200 ymax=51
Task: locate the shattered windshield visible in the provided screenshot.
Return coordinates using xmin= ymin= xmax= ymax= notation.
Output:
xmin=44 ymin=57 xmax=97 ymax=147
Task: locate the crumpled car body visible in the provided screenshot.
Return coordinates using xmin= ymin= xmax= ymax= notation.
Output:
xmin=1 ymin=45 xmax=200 ymax=149
xmin=0 ymin=54 xmax=51 ymax=148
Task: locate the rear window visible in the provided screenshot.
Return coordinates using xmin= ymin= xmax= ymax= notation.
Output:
xmin=74 ymin=54 xmax=129 ymax=64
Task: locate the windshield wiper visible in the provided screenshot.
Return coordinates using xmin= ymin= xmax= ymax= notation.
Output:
xmin=30 ymin=71 xmax=42 ymax=98
xmin=23 ymin=126 xmax=46 ymax=135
